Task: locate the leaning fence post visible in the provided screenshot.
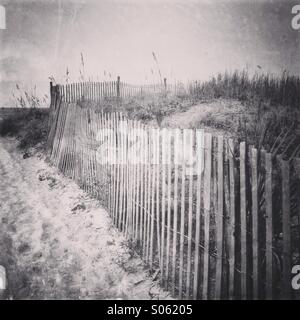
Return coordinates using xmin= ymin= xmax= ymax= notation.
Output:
xmin=50 ymin=81 xmax=53 ymax=105
xmin=117 ymin=76 xmax=120 ymax=98
xmin=55 ymin=85 xmax=61 ymax=105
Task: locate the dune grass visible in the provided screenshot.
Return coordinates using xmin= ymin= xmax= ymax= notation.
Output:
xmin=0 ymin=108 xmax=49 ymax=151
xmin=2 ymin=70 xmax=300 ymax=158
xmin=188 ymin=70 xmax=300 ymax=109
xmin=80 ymin=70 xmax=299 ymax=158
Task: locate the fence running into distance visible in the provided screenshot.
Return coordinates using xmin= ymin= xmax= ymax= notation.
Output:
xmin=52 ymin=77 xmax=189 ymax=102
xmin=47 ymin=83 xmax=300 ymax=300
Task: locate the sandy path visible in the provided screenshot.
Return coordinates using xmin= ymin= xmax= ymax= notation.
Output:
xmin=0 ymin=138 xmax=170 ymax=300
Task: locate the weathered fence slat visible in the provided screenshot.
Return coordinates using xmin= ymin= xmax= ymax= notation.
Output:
xmin=240 ymin=141 xmax=247 ymax=299
xmin=155 ymin=129 xmax=161 ymax=265
xmin=149 ymin=129 xmax=156 ymax=269
xmin=251 ymin=147 xmax=259 ymax=300
xmin=132 ymin=121 xmax=137 ymax=240
xmin=179 ymin=130 xmax=186 ymax=299
xmin=281 ymin=158 xmax=291 ymax=300
xmin=193 ymin=130 xmax=204 ymax=300
xmin=202 ymin=133 xmax=212 ymax=300
xmin=172 ymin=129 xmax=180 ymax=297
xmin=142 ymin=128 xmax=149 ymax=258
xmin=265 ymin=152 xmax=273 ymax=299
xmin=119 ymin=116 xmax=126 ymax=231
xmin=165 ymin=130 xmax=172 ymax=288
xmin=145 ymin=129 xmax=152 ymax=262
xmin=161 ymin=129 xmax=167 ymax=285
xmin=215 ymin=135 xmax=224 ymax=299
xmin=228 ymin=139 xmax=235 ymax=299
xmin=186 ymin=130 xmax=194 ymax=299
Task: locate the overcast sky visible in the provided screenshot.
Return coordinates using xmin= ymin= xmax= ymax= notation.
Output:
xmin=0 ymin=0 xmax=299 ymax=105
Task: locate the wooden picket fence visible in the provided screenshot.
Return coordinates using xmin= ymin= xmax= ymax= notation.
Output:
xmin=50 ymin=78 xmax=188 ymax=103
xmin=47 ymin=84 xmax=300 ymax=300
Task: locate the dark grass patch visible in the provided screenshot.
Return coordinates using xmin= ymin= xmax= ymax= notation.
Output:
xmin=0 ymin=108 xmax=49 ymax=151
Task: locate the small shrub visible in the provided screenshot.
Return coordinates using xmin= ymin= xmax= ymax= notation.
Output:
xmin=0 ymin=108 xmax=49 ymax=151
xmin=0 ymin=117 xmax=21 ymax=136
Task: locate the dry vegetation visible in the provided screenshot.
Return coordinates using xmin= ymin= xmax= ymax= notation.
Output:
xmin=0 ymin=107 xmax=49 ymax=152
xmin=1 ymin=70 xmax=300 ymax=159
xmin=83 ymin=70 xmax=300 ymax=159
xmin=0 ymin=85 xmax=49 ymax=151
